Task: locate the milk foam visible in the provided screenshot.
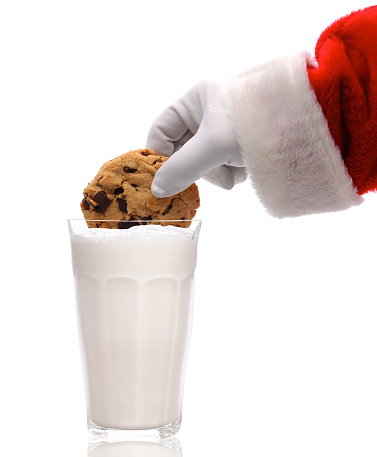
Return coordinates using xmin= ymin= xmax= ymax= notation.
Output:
xmin=70 ymin=223 xmax=199 ymax=243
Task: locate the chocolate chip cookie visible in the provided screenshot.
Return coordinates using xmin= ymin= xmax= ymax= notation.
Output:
xmin=80 ymin=149 xmax=200 ymax=228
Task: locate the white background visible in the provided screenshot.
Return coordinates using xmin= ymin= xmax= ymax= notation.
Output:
xmin=2 ymin=1 xmax=377 ymax=456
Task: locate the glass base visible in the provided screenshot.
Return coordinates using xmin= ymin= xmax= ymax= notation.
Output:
xmin=88 ymin=437 xmax=182 ymax=456
xmin=88 ymin=417 xmax=182 ymax=443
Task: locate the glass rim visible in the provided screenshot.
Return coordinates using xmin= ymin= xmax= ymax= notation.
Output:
xmin=68 ymin=218 xmax=202 ymax=240
xmin=68 ymin=218 xmax=202 ymax=222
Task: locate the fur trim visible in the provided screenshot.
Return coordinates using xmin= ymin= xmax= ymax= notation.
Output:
xmin=228 ymin=51 xmax=363 ymax=218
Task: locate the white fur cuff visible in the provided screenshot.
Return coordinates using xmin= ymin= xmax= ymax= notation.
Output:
xmin=228 ymin=51 xmax=363 ymax=218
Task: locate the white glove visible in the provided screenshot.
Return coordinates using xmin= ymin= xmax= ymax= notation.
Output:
xmin=146 ymin=80 xmax=247 ymax=198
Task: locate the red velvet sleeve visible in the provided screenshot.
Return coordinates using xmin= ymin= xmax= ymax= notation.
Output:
xmin=307 ymin=6 xmax=377 ymax=195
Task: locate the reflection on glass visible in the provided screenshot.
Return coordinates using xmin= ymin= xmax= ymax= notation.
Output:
xmin=88 ymin=438 xmax=182 ymax=457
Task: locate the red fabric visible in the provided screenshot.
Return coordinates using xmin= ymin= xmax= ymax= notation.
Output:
xmin=308 ymin=6 xmax=377 ymax=195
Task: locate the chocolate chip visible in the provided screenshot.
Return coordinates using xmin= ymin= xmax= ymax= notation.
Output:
xmin=141 ymin=151 xmax=150 ymax=156
xmin=118 ymin=220 xmax=139 ymax=229
xmin=123 ymin=166 xmax=136 ymax=173
xmin=162 ymin=201 xmax=173 ymax=215
xmin=155 ymin=158 xmax=164 ymax=163
xmin=92 ymin=190 xmax=111 ymax=213
xmin=140 ymin=216 xmax=153 ymax=225
xmin=114 ymin=187 xmax=123 ymax=195
xmin=81 ymin=197 xmax=90 ymax=209
xmin=118 ymin=198 xmax=128 ymax=213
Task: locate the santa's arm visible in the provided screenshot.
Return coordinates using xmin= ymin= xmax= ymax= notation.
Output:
xmin=228 ymin=6 xmax=377 ymax=217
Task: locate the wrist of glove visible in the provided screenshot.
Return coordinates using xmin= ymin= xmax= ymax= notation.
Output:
xmin=146 ymin=80 xmax=246 ymax=197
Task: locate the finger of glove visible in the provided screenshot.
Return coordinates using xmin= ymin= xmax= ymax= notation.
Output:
xmin=151 ymin=130 xmax=222 ymax=198
xmin=146 ymin=91 xmax=203 ymax=157
xmin=202 ymin=165 xmax=236 ymax=190
xmin=146 ymin=107 xmax=189 ymax=156
xmin=232 ymin=166 xmax=248 ymax=185
xmin=202 ymin=165 xmax=247 ymax=189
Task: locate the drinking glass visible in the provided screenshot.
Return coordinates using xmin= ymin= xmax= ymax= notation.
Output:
xmin=68 ymin=219 xmax=201 ymax=441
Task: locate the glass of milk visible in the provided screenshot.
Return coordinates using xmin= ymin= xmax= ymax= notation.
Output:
xmin=68 ymin=219 xmax=201 ymax=441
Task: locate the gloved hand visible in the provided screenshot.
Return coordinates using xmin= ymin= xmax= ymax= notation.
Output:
xmin=146 ymin=80 xmax=247 ymax=198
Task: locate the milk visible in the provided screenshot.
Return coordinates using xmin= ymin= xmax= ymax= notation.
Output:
xmin=69 ymin=221 xmax=201 ymax=438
